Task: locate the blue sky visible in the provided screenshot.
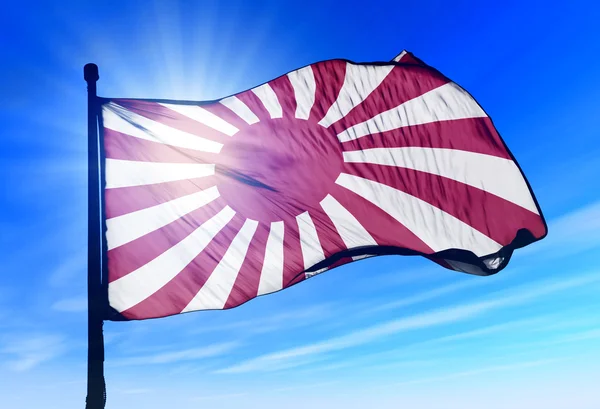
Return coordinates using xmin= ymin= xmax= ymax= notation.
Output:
xmin=1 ymin=1 xmax=600 ymax=408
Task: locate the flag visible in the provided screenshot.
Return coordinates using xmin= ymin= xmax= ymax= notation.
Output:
xmin=99 ymin=51 xmax=547 ymax=320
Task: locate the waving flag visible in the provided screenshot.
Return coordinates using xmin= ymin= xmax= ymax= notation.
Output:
xmin=99 ymin=51 xmax=547 ymax=320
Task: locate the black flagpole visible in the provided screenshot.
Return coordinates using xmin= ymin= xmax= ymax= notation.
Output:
xmin=84 ymin=63 xmax=106 ymax=409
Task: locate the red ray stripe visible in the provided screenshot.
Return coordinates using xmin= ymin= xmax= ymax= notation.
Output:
xmin=340 ymin=117 xmax=511 ymax=159
xmin=108 ymin=198 xmax=227 ymax=283
xmin=121 ymin=215 xmax=246 ymax=320
xmin=397 ymin=52 xmax=427 ymax=66
xmin=328 ymin=183 xmax=434 ymax=254
xmin=282 ymin=221 xmax=306 ymax=288
xmin=343 ymin=162 xmax=546 ymax=245
xmin=104 ymin=129 xmax=220 ymax=164
xmin=309 ymin=60 xmax=347 ymax=122
xmin=112 ymin=99 xmax=229 ymax=144
xmin=311 ymin=207 xmax=365 ymax=273
xmin=202 ymin=101 xmax=252 ymax=130
xmin=287 ymin=271 xmax=306 ymax=287
xmin=223 ymin=223 xmax=270 ymax=309
xmin=310 ymin=208 xmax=349 ymax=259
xmin=329 ymin=257 xmax=354 ymax=269
xmin=327 ymin=65 xmax=450 ymax=134
xmin=105 ymin=177 xmax=218 ymax=219
xmin=268 ymin=75 xmax=296 ymax=119
xmin=236 ymin=90 xmax=272 ymax=121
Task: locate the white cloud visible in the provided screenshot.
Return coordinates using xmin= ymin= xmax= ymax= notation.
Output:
xmin=1 ymin=334 xmax=67 ymax=371
xmin=51 ymin=296 xmax=87 ymax=312
xmin=215 ymin=273 xmax=600 ymax=374
xmin=111 ymin=341 xmax=239 ymax=367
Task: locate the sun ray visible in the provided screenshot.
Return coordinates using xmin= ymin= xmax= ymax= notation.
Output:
xmin=102 ymin=102 xmax=224 ymax=152
xmin=257 ymin=221 xmax=285 ymax=296
xmin=335 ymin=173 xmax=502 ymax=257
xmin=218 ymin=95 xmax=260 ymax=124
xmin=120 ymin=214 xmax=246 ymax=319
xmin=318 ymin=63 xmax=394 ymax=128
xmin=251 ymin=83 xmax=283 ymax=119
xmin=105 ymin=159 xmax=214 ymax=189
xmin=296 ymin=211 xmax=326 ymax=271
xmin=287 ymin=66 xmax=316 ymax=120
xmin=337 ymin=82 xmax=487 ymax=142
xmin=108 ymin=206 xmax=236 ymax=313
xmin=159 ymin=103 xmax=239 ymax=136
xmin=319 ymin=194 xmax=378 ymax=250
xmin=107 ymin=199 xmax=227 ymax=283
xmin=342 ymin=162 xmax=546 ymax=246
xmin=106 ymin=186 xmax=220 ymax=251
xmin=343 ymin=147 xmax=539 ymax=214
xmin=182 ymin=218 xmax=259 ymax=311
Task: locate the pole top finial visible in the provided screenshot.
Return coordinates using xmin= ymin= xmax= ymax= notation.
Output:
xmin=84 ymin=63 xmax=99 ymax=82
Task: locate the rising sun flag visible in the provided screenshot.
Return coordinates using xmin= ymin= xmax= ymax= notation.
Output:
xmin=83 ymin=50 xmax=547 ymax=408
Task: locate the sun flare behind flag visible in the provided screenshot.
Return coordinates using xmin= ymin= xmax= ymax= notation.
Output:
xmin=99 ymin=51 xmax=547 ymax=320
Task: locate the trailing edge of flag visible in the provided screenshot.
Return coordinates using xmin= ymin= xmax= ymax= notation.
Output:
xmin=97 ymin=51 xmax=547 ymax=321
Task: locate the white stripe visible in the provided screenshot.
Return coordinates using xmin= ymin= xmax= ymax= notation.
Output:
xmin=320 ymin=194 xmax=377 ymax=249
xmin=337 ymin=82 xmax=487 ymax=142
xmin=159 ymin=103 xmax=239 ymax=136
xmin=296 ymin=212 xmax=325 ymax=270
xmin=251 ymin=83 xmax=283 ymax=119
xmin=393 ymin=50 xmax=408 ymax=62
xmin=108 ymin=206 xmax=236 ymax=312
xmin=182 ymin=219 xmax=259 ymax=311
xmin=287 ymin=66 xmax=316 ymax=120
xmin=257 ymin=221 xmax=285 ymax=296
xmin=318 ymin=64 xmax=394 ymax=128
xmin=102 ymin=102 xmax=223 ymax=152
xmin=335 ymin=173 xmax=502 ymax=257
xmin=343 ymin=147 xmax=539 ymax=214
xmin=106 ymin=186 xmax=220 ymax=251
xmin=219 ymin=96 xmax=259 ymax=124
xmin=105 ymin=159 xmax=214 ymax=189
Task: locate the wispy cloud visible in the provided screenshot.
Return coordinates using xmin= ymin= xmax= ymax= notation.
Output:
xmin=110 ymin=341 xmax=239 ymax=367
xmin=215 ymin=273 xmax=600 ymax=374
xmin=190 ymin=303 xmax=335 ymax=336
xmin=366 ymin=279 xmax=487 ymax=314
xmin=270 ymin=380 xmax=341 ymax=393
xmin=395 ymin=358 xmax=560 ymax=386
xmin=214 ymin=303 xmax=478 ymax=374
xmin=117 ymin=388 xmax=153 ymax=395
xmin=359 ymin=265 xmax=445 ymax=292
xmin=190 ymin=392 xmax=248 ymax=402
xmin=521 ymin=200 xmax=600 ymax=258
xmin=47 ymin=252 xmax=87 ymax=288
xmin=496 ymin=328 xmax=600 ymax=352
xmin=298 ymin=318 xmax=543 ymax=375
xmin=1 ymin=333 xmax=67 ymax=371
xmin=51 ymin=296 xmax=87 ymax=312
xmin=416 ymin=316 xmax=550 ymax=346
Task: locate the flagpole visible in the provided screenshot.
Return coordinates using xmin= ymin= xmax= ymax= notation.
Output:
xmin=84 ymin=63 xmax=106 ymax=409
